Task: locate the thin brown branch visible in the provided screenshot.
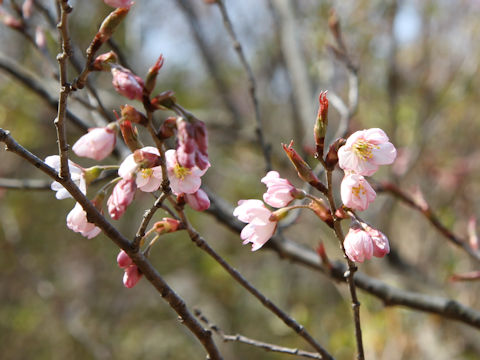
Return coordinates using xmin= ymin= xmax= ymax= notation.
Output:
xmin=0 ymin=57 xmax=89 ymax=132
xmin=55 ymin=0 xmax=73 ymax=179
xmin=195 ymin=309 xmax=324 ymax=360
xmin=374 ymin=181 xmax=480 ymax=264
xmin=215 ymin=0 xmax=272 ymax=172
xmin=204 ymin=188 xmax=480 ymax=330
xmin=173 ymin=205 xmax=334 ymax=360
xmin=0 ymin=127 xmax=224 ymax=360
xmin=322 ymin=164 xmax=364 ymax=360
xmin=176 ymin=0 xmax=242 ymax=128
xmin=133 ymin=193 xmax=168 ymax=248
xmin=0 ymin=178 xmax=51 ymax=190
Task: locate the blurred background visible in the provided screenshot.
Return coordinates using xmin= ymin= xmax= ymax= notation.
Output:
xmin=1 ymin=0 xmax=480 ymax=359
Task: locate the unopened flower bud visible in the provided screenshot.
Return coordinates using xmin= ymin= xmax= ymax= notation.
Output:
xmin=185 ymin=189 xmax=210 ymax=211
xmin=309 ymin=199 xmax=334 ymax=228
xmin=314 ymin=91 xmax=328 ymax=157
xmin=325 ymin=138 xmax=346 ymax=170
xmin=97 ymin=7 xmax=129 ymax=44
xmin=120 ymin=120 xmax=143 ymax=152
xmin=117 ymin=250 xmax=133 ymax=268
xmin=150 ymin=90 xmax=176 ymax=110
xmin=107 ymin=178 xmax=136 ymax=220
xmin=111 ymin=65 xmax=144 ymax=101
xmin=144 ymin=54 xmax=165 ymax=96
xmin=35 ymin=26 xmax=46 ymax=50
xmin=123 ymin=265 xmax=142 ymax=288
xmin=104 ymin=0 xmax=133 ymax=8
xmin=133 ymin=148 xmax=161 ymax=168
xmin=73 ymin=125 xmax=117 ymax=161
xmin=22 ymin=0 xmax=34 ymax=19
xmin=120 ymin=104 xmax=147 ymax=125
xmin=282 ymin=141 xmax=326 ymax=193
xmin=91 ymin=51 xmax=118 ymax=71
xmin=153 ymin=218 xmax=181 ymax=234
xmin=158 ymin=117 xmax=177 ymax=140
xmin=316 ymin=242 xmax=332 ymax=269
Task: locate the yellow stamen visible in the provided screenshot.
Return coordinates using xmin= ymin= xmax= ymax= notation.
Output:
xmin=173 ymin=164 xmax=191 ymax=180
xmin=141 ymin=168 xmax=153 ymax=179
xmin=352 ymin=183 xmax=367 ymax=198
xmin=352 ymin=140 xmax=378 ymax=161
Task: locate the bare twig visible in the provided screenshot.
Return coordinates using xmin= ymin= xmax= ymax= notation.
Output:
xmin=55 ymin=0 xmax=73 ymax=179
xmin=176 ymin=0 xmax=242 ymax=127
xmin=133 ymin=193 xmax=168 ymax=248
xmin=195 ymin=309 xmax=324 ymax=360
xmin=215 ymin=0 xmax=271 ymax=172
xmin=374 ymin=181 xmax=480 ymax=264
xmin=0 ymin=57 xmax=89 ymax=132
xmin=173 ymin=205 xmax=334 ymax=360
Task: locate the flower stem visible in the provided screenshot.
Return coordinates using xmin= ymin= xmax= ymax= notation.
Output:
xmin=322 ymin=160 xmax=365 ymax=360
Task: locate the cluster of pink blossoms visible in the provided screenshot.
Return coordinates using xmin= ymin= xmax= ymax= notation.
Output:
xmin=234 ymin=92 xmax=397 ymax=264
xmin=234 ymin=171 xmax=304 ymax=251
xmin=338 ymin=128 xmax=396 ymax=211
xmin=45 ymin=48 xmax=211 ymax=287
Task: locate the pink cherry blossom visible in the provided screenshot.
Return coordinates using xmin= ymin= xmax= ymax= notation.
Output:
xmin=107 ymin=178 xmax=136 ymax=220
xmin=111 ymin=65 xmax=144 ymax=101
xmin=340 ymin=173 xmax=376 ymax=211
xmin=185 ymin=189 xmax=210 ymax=211
xmin=233 ymin=199 xmax=277 ymax=251
xmin=118 ymin=146 xmax=163 ymax=192
xmin=117 ymin=250 xmax=133 ymax=268
xmin=365 ymin=226 xmax=390 ymax=258
xmin=123 ymin=264 xmax=142 ymax=288
xmin=66 ymin=202 xmax=101 ymax=239
xmin=104 ymin=0 xmax=133 ymax=8
xmin=72 ymin=126 xmax=116 ymax=161
xmin=338 ymin=128 xmax=397 ymax=176
xmin=261 ymin=171 xmax=301 ymax=208
xmin=344 ymin=228 xmax=373 ymax=263
xmin=45 ymin=155 xmax=86 ymax=199
xmin=166 ymin=149 xmax=208 ymax=195
xmin=176 ymin=118 xmax=209 ymax=170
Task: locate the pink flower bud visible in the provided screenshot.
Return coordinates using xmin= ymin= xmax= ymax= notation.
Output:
xmin=35 ymin=26 xmax=46 ymax=50
xmin=120 ymin=104 xmax=147 ymax=125
xmin=282 ymin=141 xmax=322 ymax=187
xmin=107 ymin=178 xmax=136 ymax=220
xmin=104 ymin=0 xmax=134 ymax=9
xmin=72 ymin=126 xmax=117 ymax=161
xmin=314 ymin=91 xmax=328 ymax=156
xmin=340 ymin=173 xmax=376 ymax=211
xmin=91 ymin=51 xmax=118 ymax=71
xmin=154 ymin=218 xmax=181 ymax=234
xmin=261 ymin=171 xmax=301 ymax=208
xmin=111 ymin=65 xmax=144 ymax=101
xmin=344 ymin=228 xmax=373 ymax=263
xmin=66 ymin=203 xmax=101 ymax=239
xmin=185 ymin=189 xmax=210 ymax=211
xmin=233 ymin=199 xmax=277 ymax=251
xmin=22 ymin=0 xmax=34 ymax=18
xmin=123 ymin=265 xmax=142 ymax=288
xmin=117 ymin=250 xmax=133 ymax=268
xmin=365 ymin=226 xmax=390 ymax=258
xmin=176 ymin=118 xmax=209 ymax=170
xmin=338 ymin=128 xmax=397 ymax=176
